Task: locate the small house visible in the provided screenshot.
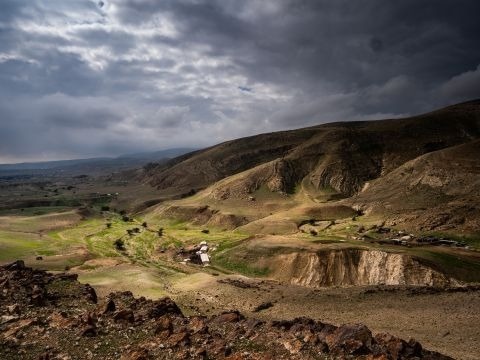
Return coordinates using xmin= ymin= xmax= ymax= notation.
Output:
xmin=200 ymin=253 xmax=210 ymax=265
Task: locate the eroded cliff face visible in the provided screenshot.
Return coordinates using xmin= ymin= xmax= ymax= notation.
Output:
xmin=268 ymin=249 xmax=455 ymax=287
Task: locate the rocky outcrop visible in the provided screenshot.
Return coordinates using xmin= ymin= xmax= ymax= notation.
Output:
xmin=0 ymin=261 xmax=452 ymax=359
xmin=268 ymin=249 xmax=455 ymax=287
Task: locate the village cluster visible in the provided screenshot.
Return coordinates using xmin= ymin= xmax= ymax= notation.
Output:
xmin=355 ymin=228 xmax=470 ymax=249
xmin=179 ymin=241 xmax=217 ymax=266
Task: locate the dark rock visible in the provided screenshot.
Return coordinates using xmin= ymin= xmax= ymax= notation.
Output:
xmin=405 ymin=338 xmax=423 ymax=357
xmin=103 ymin=299 xmax=116 ymax=313
xmin=80 ymin=325 xmax=97 ymax=337
xmin=4 ymin=260 xmax=26 ymax=271
xmin=189 ymin=316 xmax=208 ymax=334
xmin=375 ymin=332 xmax=407 ymax=359
xmin=7 ymin=304 xmax=20 ymax=314
xmin=167 ymin=331 xmax=190 ymax=347
xmin=213 ymin=310 xmax=244 ymax=323
xmin=114 ymin=309 xmax=135 ymax=323
xmin=83 ymin=284 xmax=97 ymax=304
xmin=155 ymin=316 xmax=172 ymax=336
xmin=147 ymin=297 xmax=182 ymax=318
xmin=30 ymin=285 xmax=46 ymax=306
xmin=253 ymin=301 xmax=273 ymax=312
xmin=326 ymin=323 xmax=373 ymax=355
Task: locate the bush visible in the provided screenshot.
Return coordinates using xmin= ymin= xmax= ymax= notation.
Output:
xmin=114 ymin=239 xmax=125 ymax=251
xmin=101 ymin=205 xmax=110 ymax=212
xmin=142 ymin=222 xmax=148 ymax=228
xmin=158 ymin=228 xmax=164 ymax=237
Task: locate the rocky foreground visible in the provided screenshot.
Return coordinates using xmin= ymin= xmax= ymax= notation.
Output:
xmin=0 ymin=261 xmax=453 ymax=360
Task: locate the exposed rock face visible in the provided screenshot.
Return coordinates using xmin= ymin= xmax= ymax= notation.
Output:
xmin=268 ymin=250 xmax=455 ymax=287
xmin=0 ymin=261 xmax=452 ymax=359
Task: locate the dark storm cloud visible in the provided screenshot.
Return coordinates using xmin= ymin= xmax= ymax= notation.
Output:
xmin=0 ymin=0 xmax=479 ymax=162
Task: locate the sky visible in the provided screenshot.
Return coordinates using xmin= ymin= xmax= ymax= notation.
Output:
xmin=1 ymin=0 xmax=479 ymax=163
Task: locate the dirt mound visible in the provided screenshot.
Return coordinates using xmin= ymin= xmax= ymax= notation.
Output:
xmin=0 ymin=261 xmax=453 ymax=359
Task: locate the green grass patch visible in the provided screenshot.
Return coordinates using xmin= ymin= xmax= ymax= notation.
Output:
xmin=0 ymin=230 xmax=46 ymax=261
xmin=411 ymin=249 xmax=480 ymax=283
xmin=214 ymin=255 xmax=270 ymax=277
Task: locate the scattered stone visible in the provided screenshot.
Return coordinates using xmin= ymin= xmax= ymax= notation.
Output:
xmin=0 ymin=261 xmax=455 ymax=360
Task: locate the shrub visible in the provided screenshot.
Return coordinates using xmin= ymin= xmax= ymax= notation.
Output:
xmin=114 ymin=238 xmax=125 ymax=251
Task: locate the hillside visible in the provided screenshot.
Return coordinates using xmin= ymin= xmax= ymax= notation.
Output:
xmin=142 ymin=100 xmax=480 ymax=196
xmin=142 ymin=100 xmax=480 ymax=233
xmin=348 ymin=139 xmax=480 ymax=233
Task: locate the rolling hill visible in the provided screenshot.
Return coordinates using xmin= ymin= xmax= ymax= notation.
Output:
xmin=141 ymin=100 xmax=480 ymax=233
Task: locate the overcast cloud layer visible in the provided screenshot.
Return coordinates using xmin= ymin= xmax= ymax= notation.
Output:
xmin=1 ymin=0 xmax=480 ymax=162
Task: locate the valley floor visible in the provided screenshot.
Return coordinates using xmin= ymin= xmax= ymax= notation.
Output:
xmin=1 ymin=204 xmax=479 ymax=359
xmin=172 ymin=275 xmax=480 ymax=360
xmin=66 ymin=260 xmax=480 ymax=360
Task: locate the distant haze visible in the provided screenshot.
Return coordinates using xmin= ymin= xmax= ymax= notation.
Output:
xmin=0 ymin=0 xmax=479 ymax=162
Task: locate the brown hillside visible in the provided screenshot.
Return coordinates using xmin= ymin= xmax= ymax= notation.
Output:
xmin=142 ymin=100 xmax=480 ymax=199
xmin=348 ymin=139 xmax=480 ymax=232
